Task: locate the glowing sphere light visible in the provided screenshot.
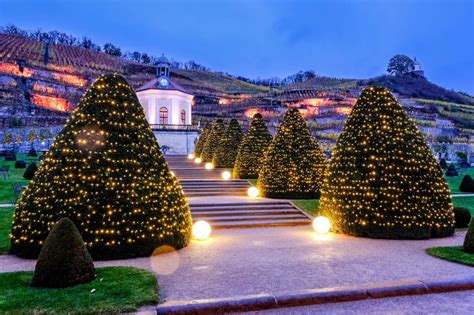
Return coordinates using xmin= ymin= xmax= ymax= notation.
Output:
xmin=205 ymin=162 xmax=214 ymax=170
xmin=222 ymin=171 xmax=231 ymax=180
xmin=192 ymin=221 xmax=212 ymax=240
xmin=313 ymin=216 xmax=331 ymax=234
xmin=194 ymin=157 xmax=202 ymax=164
xmin=247 ymin=186 xmax=260 ymax=198
xmin=187 ymin=153 xmax=195 ymax=160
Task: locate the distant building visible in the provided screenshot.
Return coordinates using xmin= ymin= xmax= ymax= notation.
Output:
xmin=136 ymin=55 xmax=198 ymax=155
xmin=409 ymin=57 xmax=425 ymax=77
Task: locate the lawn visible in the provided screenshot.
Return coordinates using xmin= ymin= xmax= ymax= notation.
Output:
xmin=426 ymin=246 xmax=474 ymax=267
xmin=0 ymin=207 xmax=13 ymax=254
xmin=292 ymin=199 xmax=320 ymax=217
xmin=452 ymin=196 xmax=474 ymax=215
xmin=0 ymin=153 xmax=39 ymax=204
xmin=0 ymin=266 xmax=159 ymax=313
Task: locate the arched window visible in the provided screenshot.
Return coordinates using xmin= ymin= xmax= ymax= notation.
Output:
xmin=159 ymin=107 xmax=168 ymax=124
xmin=180 ymin=109 xmax=186 ymax=125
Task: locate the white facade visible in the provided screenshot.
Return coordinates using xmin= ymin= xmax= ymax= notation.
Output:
xmin=137 ymin=89 xmax=193 ymax=126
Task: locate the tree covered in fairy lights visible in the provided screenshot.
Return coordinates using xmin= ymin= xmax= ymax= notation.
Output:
xmin=201 ymin=119 xmax=225 ymax=162
xmin=257 ymin=108 xmax=326 ymax=198
xmin=10 ymin=74 xmax=192 ymax=259
xmin=233 ymin=113 xmax=272 ymax=179
xmin=194 ymin=122 xmax=211 ymax=158
xmin=213 ymin=119 xmax=243 ymax=168
xmin=320 ymin=87 xmax=454 ymax=239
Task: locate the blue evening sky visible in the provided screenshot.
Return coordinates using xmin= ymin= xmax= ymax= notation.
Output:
xmin=1 ymin=0 xmax=473 ymax=93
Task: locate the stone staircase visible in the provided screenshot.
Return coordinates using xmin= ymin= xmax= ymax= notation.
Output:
xmin=180 ymin=179 xmax=250 ymax=197
xmin=165 ymin=155 xmax=312 ymax=229
xmin=190 ymin=201 xmax=311 ymax=229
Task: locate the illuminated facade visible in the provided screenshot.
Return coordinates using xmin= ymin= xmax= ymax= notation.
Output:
xmin=136 ymin=55 xmax=198 ymax=155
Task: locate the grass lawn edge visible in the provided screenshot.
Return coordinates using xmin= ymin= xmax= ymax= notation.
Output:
xmin=426 ymin=246 xmax=474 ymax=267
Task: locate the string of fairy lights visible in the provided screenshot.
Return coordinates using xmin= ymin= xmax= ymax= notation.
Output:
xmin=11 ymin=74 xmax=192 ymax=259
xmin=213 ymin=119 xmax=243 ymax=168
xmin=319 ymin=86 xmax=454 ymax=238
xmin=257 ymin=108 xmax=327 ymax=199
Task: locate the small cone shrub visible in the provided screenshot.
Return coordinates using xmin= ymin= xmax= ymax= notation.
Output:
xmin=233 ymin=113 xmax=272 ymax=179
xmin=11 ymin=74 xmax=192 ymax=259
xmin=201 ymin=119 xmax=225 ymax=162
xmin=320 ymin=87 xmax=454 ymax=239
xmin=14 ymin=160 xmax=26 ymax=168
xmin=459 ymin=175 xmax=474 ymax=193
xmin=31 ymin=218 xmax=95 ymax=288
xmin=194 ymin=123 xmax=211 ymax=157
xmin=464 ymin=219 xmax=474 ymax=253
xmin=27 ymin=147 xmax=37 ymax=157
xmin=454 ymin=207 xmax=471 ymax=228
xmin=213 ymin=119 xmax=243 ymax=168
xmin=257 ymin=108 xmax=326 ymax=199
xmin=23 ymin=162 xmax=38 ymax=180
xmin=445 ymin=165 xmax=458 ymax=176
xmin=439 ymin=158 xmax=447 ymax=169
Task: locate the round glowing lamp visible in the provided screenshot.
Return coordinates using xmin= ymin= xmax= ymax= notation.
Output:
xmin=194 ymin=157 xmax=202 ymax=164
xmin=192 ymin=221 xmax=211 ymax=240
xmin=247 ymin=186 xmax=260 ymax=198
xmin=187 ymin=153 xmax=195 ymax=160
xmin=313 ymin=216 xmax=331 ymax=234
xmin=222 ymin=171 xmax=231 ymax=180
xmin=205 ymin=162 xmax=214 ymax=170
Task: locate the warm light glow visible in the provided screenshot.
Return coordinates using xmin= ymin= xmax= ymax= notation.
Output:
xmin=247 ymin=187 xmax=260 ymax=198
xmin=192 ymin=221 xmax=211 ymax=240
xmin=170 ymin=171 xmax=175 ymax=177
xmin=205 ymin=162 xmax=214 ymax=170
xmin=313 ymin=216 xmax=331 ymax=234
xmin=188 ymin=153 xmax=195 ymax=159
xmin=194 ymin=157 xmax=202 ymax=164
xmin=222 ymin=171 xmax=231 ymax=180
xmin=31 ymin=94 xmax=69 ymax=112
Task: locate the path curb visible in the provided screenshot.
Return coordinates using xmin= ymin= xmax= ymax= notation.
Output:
xmin=155 ymin=277 xmax=474 ymax=314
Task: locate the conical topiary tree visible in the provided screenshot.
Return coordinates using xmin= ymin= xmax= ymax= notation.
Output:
xmin=194 ymin=123 xmax=211 ymax=157
xmin=459 ymin=174 xmax=474 ymax=193
xmin=31 ymin=218 xmax=95 ymax=288
xmin=10 ymin=74 xmax=192 ymax=259
xmin=201 ymin=119 xmax=225 ymax=162
xmin=257 ymin=108 xmax=326 ymax=199
xmin=233 ymin=113 xmax=272 ymax=179
xmin=320 ymin=86 xmax=455 ymax=239
xmin=213 ymin=119 xmax=243 ymax=168
xmin=464 ymin=219 xmax=474 ymax=253
xmin=23 ymin=162 xmax=38 ymax=180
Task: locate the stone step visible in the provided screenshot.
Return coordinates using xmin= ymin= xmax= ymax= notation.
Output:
xmin=180 ymin=182 xmax=249 ymax=187
xmin=180 ymin=179 xmax=249 ymax=184
xmin=185 ymin=191 xmax=247 ymax=197
xmin=192 ymin=209 xmax=303 ymax=217
xmin=210 ymin=218 xmax=311 ymax=229
xmin=191 ymin=201 xmax=292 ymax=209
xmin=196 ymin=214 xmax=307 ymax=222
xmin=191 ymin=206 xmax=298 ymax=213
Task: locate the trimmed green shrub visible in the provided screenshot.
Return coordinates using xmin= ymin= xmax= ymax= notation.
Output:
xmin=257 ymin=108 xmax=326 ymax=199
xmin=31 ymin=218 xmax=95 ymax=288
xmin=213 ymin=119 xmax=243 ymax=168
xmin=23 ymin=162 xmax=38 ymax=180
xmin=233 ymin=113 xmax=272 ymax=179
xmin=445 ymin=165 xmax=458 ymax=176
xmin=194 ymin=123 xmax=211 ymax=157
xmin=4 ymin=151 xmax=16 ymax=161
xmin=439 ymin=158 xmax=447 ymax=169
xmin=27 ymin=147 xmax=37 ymax=157
xmin=454 ymin=207 xmax=471 ymax=228
xmin=201 ymin=119 xmax=225 ymax=162
xmin=320 ymin=87 xmax=454 ymax=239
xmin=464 ymin=219 xmax=474 ymax=253
xmin=10 ymin=74 xmax=192 ymax=260
xmin=459 ymin=175 xmax=474 ymax=193
xmin=14 ymin=160 xmax=26 ymax=168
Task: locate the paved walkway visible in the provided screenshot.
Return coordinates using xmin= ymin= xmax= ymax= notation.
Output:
xmin=0 ymin=226 xmax=471 ymax=304
xmin=242 ymin=290 xmax=474 ymax=314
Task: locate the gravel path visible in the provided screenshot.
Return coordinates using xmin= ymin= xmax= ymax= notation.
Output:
xmin=0 ymin=226 xmax=471 ymax=303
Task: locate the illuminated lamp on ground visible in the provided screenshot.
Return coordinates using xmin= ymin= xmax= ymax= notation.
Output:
xmin=247 ymin=186 xmax=260 ymax=198
xmin=192 ymin=221 xmax=212 ymax=240
xmin=313 ymin=216 xmax=331 ymax=234
xmin=205 ymin=162 xmax=214 ymax=170
xmin=222 ymin=171 xmax=231 ymax=180
xmin=194 ymin=157 xmax=202 ymax=164
xmin=188 ymin=153 xmax=195 ymax=159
